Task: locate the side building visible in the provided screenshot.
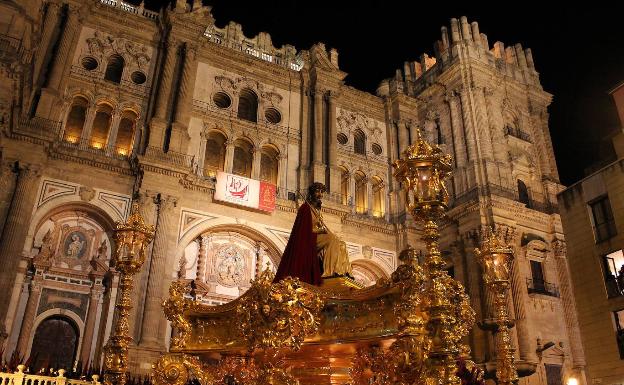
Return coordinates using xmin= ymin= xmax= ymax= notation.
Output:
xmin=0 ymin=1 xmax=586 ymax=384
xmin=557 ymin=83 xmax=624 ymax=385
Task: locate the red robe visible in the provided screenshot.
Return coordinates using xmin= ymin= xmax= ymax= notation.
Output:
xmin=273 ymin=202 xmax=322 ymax=286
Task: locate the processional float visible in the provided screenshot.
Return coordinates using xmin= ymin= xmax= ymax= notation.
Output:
xmin=102 ymin=131 xmax=518 ymax=385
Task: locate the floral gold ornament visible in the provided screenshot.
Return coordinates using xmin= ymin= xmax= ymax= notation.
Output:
xmin=103 ymin=203 xmax=155 ymax=385
xmin=151 ymin=130 xmax=475 ymax=384
xmin=475 ymin=226 xmax=519 ymax=385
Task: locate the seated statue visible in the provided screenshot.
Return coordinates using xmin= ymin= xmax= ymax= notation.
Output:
xmin=274 ymin=182 xmax=353 ymax=285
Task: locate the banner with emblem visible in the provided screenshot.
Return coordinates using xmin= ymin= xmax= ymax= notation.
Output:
xmin=214 ymin=171 xmax=276 ymax=213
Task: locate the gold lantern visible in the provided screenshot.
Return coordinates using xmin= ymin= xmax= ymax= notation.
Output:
xmin=475 ymin=228 xmax=519 ymax=385
xmin=393 ymin=129 xmax=464 ymax=385
xmin=103 ymin=203 xmax=155 ymax=385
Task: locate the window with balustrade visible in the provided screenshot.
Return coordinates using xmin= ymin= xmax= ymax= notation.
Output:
xmin=232 ymin=139 xmax=253 ymax=177
xmin=354 ymin=171 xmax=367 ymax=214
xmin=115 ymin=110 xmax=137 ymax=156
xmin=259 ymin=145 xmax=279 ymax=185
xmin=91 ymin=104 xmax=113 ymax=149
xmin=63 ymin=96 xmax=88 ymax=142
xmin=203 ymin=132 xmax=227 ymax=177
xmin=237 ymin=88 xmax=258 ymax=122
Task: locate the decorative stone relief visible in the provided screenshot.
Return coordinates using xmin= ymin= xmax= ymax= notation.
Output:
xmin=85 ymin=30 xmax=151 ymax=69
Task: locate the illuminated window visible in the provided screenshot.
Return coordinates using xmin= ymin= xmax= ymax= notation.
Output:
xmin=259 ymin=146 xmax=279 ymax=184
xmin=91 ymin=104 xmax=113 ymax=148
xmin=64 ymin=96 xmax=88 ymax=142
xmin=203 ymin=132 xmax=226 ymax=176
xmin=232 ymin=139 xmax=253 ymax=177
xmin=115 ymin=110 xmax=137 ymax=156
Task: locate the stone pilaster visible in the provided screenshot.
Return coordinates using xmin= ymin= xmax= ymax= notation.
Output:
xmin=312 ymin=89 xmax=325 ymax=183
xmin=327 ymin=91 xmax=341 ymax=195
xmin=154 ymin=40 xmax=179 ymax=121
xmin=553 ymin=241 xmax=586 ymax=369
xmin=32 ymin=1 xmax=61 ymax=88
xmin=473 ymin=86 xmax=494 ymax=160
xmin=510 ymin=245 xmax=538 ymax=364
xmin=397 ymin=120 xmax=409 ymax=154
xmin=0 ymin=164 xmax=41 ymax=343
xmin=106 ymin=108 xmax=123 ymax=152
xmin=298 ymin=83 xmax=310 ymax=187
xmin=168 ymin=44 xmax=197 ymax=153
xmin=139 ymin=194 xmax=177 ymax=348
xmin=80 ymin=285 xmax=104 ymax=364
xmin=445 ymin=91 xmax=468 ymax=165
xmin=129 ymin=191 xmax=157 ymax=342
xmin=15 ymin=279 xmax=42 ymax=355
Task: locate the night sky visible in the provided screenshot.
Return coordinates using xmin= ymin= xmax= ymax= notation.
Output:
xmin=138 ymin=1 xmax=624 ymax=186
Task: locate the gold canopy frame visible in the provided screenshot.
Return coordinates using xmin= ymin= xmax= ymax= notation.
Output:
xmin=151 ymin=130 xmax=491 ymax=385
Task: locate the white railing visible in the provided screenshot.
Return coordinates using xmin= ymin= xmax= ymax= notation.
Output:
xmin=0 ymin=366 xmax=100 ymax=385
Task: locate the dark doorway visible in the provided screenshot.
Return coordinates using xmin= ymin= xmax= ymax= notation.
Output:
xmin=545 ymin=364 xmax=563 ymax=385
xmin=30 ymin=316 xmax=79 ymax=371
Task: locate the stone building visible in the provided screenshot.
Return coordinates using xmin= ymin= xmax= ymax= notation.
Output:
xmin=0 ymin=0 xmax=586 ymax=384
xmin=557 ymin=84 xmax=624 ymax=385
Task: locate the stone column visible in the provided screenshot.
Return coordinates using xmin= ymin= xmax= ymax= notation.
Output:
xmin=45 ymin=7 xmax=79 ymax=91
xmin=154 ymin=40 xmax=179 ymax=121
xmin=251 ymin=146 xmax=262 ymax=180
xmin=106 ymin=109 xmax=123 ymax=153
xmin=327 ymin=91 xmax=341 ymax=194
xmin=299 ymin=83 xmax=310 ymax=187
xmin=278 ymin=154 xmax=287 ymax=198
xmin=458 ymin=89 xmax=477 ymax=162
xmin=79 ymin=285 xmax=104 ymax=364
xmin=196 ymin=235 xmax=209 ymax=282
xmin=224 ymin=140 xmax=235 ymax=174
xmin=197 ymin=131 xmax=208 ymax=176
xmin=139 ymin=194 xmax=178 ymax=348
xmin=174 ymin=44 xmax=197 ymax=125
xmin=553 ymin=242 xmax=586 ymax=369
xmin=129 ymin=191 xmax=157 ymax=342
xmin=33 ymin=1 xmax=61 ymax=88
xmin=408 ymin=121 xmax=419 ymax=145
xmin=15 ymin=280 xmax=42 ymax=355
xmin=312 ymin=88 xmax=325 ymax=182
xmin=366 ymin=178 xmax=373 ymax=216
xmin=0 ymin=164 xmax=41 ymax=342
xmin=80 ymin=105 xmax=97 ymax=143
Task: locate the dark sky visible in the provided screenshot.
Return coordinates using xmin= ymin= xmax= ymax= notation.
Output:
xmin=139 ymin=1 xmax=624 ymax=185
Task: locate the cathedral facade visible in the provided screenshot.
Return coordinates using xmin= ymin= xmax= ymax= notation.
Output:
xmin=0 ymin=0 xmax=587 ymax=384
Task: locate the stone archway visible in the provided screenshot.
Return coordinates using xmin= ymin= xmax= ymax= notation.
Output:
xmin=30 ymin=316 xmax=79 ymax=371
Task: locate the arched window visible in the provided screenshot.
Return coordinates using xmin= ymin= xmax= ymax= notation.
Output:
xmin=354 ymin=129 xmax=366 ymax=155
xmin=372 ymin=176 xmax=384 ymax=217
xmin=354 ymin=171 xmax=367 ymax=214
xmin=340 ymin=167 xmax=349 ymax=205
xmin=115 ymin=110 xmax=137 ymax=156
xmin=232 ymin=139 xmax=253 ymax=178
xmin=259 ymin=146 xmax=279 ymax=185
xmin=64 ymin=96 xmax=88 ymax=142
xmin=203 ymin=132 xmax=226 ymax=176
xmin=91 ymin=104 xmax=113 ymax=149
xmin=237 ymin=88 xmax=258 ymax=122
xmin=517 ymin=179 xmax=531 ymax=207
xmin=104 ymin=54 xmax=124 ymax=83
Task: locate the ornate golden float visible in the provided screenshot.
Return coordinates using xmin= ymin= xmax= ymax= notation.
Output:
xmin=149 ymin=131 xmax=503 ymax=385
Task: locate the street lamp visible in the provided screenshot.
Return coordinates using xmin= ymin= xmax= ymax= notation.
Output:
xmin=103 ymin=203 xmax=155 ymax=385
xmin=475 ymin=228 xmax=518 ymax=385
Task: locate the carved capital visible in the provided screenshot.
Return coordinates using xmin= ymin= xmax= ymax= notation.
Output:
xmin=159 ymin=194 xmax=178 ymax=213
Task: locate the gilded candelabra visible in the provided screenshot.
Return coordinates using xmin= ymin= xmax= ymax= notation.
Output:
xmin=475 ymin=228 xmax=518 ymax=385
xmin=393 ymin=129 xmax=464 ymax=385
xmin=103 ymin=203 xmax=155 ymax=385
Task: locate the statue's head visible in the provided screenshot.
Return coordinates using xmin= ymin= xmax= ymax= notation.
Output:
xmin=307 ymin=182 xmax=326 ymax=204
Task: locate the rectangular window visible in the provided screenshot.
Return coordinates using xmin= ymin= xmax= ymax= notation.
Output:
xmin=604 ymin=250 xmax=624 ymax=298
xmin=530 ymin=260 xmax=546 ymax=291
xmin=613 ymin=309 xmax=624 ymax=359
xmin=591 ymin=196 xmax=617 ymax=242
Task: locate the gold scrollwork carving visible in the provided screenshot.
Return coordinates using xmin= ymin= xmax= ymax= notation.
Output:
xmin=163 ymin=280 xmax=193 ymax=349
xmin=235 ymin=268 xmax=324 ymax=351
xmin=152 ymin=353 xmax=215 ymax=385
